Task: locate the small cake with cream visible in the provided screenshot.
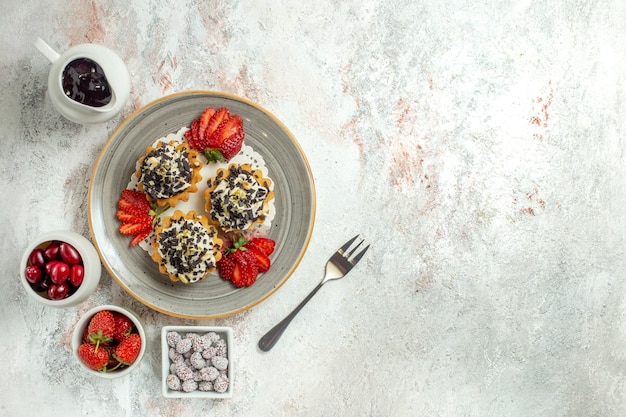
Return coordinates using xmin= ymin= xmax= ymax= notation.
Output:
xmin=136 ymin=140 xmax=202 ymax=208
xmin=151 ymin=210 xmax=223 ymax=284
xmin=204 ymin=163 xmax=274 ymax=233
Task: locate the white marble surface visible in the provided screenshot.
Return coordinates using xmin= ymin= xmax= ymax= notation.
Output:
xmin=2 ymin=0 xmax=626 ymax=415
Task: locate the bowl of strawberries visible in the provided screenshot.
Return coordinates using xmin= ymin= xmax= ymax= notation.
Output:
xmin=71 ymin=305 xmax=146 ymax=378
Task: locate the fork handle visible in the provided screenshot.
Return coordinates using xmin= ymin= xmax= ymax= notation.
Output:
xmin=258 ymin=282 xmax=324 ymax=351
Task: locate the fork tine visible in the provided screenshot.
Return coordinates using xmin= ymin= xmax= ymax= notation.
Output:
xmin=346 ymin=239 xmax=364 ymax=257
xmin=350 ymin=244 xmax=370 ymax=264
xmin=338 ymin=235 xmax=359 ymax=255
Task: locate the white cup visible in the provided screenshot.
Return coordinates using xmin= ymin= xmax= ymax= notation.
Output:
xmin=34 ymin=37 xmax=130 ymax=124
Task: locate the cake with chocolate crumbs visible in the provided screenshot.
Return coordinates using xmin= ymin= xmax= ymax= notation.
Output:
xmin=203 ymin=163 xmax=274 ymax=233
xmin=136 ymin=140 xmax=203 ymax=208
xmin=151 ymin=210 xmax=223 ymax=284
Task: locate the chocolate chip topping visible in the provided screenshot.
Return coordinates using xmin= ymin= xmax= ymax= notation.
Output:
xmin=141 ymin=142 xmax=193 ymax=199
xmin=207 ymin=165 xmax=269 ymax=232
xmin=157 ymin=216 xmax=220 ymax=283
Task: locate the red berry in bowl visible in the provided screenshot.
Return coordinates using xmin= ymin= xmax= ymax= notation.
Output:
xmin=77 ymin=343 xmax=109 ymax=371
xmin=24 ymin=265 xmax=43 ymax=284
xmin=59 ymin=242 xmax=82 ymax=266
xmin=43 ymin=241 xmax=61 ymax=261
xmin=49 ymin=261 xmax=70 ymax=284
xmin=25 ymin=240 xmax=86 ymax=300
xmin=70 ymin=265 xmax=85 ymax=287
xmin=48 ymin=282 xmax=70 ymax=300
xmin=40 ymin=276 xmax=52 ymax=291
xmin=44 ymin=260 xmax=57 ymax=275
xmin=22 ymin=231 xmax=101 ymax=307
xmin=28 ymin=248 xmax=46 ymax=269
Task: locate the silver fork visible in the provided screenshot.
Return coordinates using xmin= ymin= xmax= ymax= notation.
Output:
xmin=258 ymin=235 xmax=370 ymax=351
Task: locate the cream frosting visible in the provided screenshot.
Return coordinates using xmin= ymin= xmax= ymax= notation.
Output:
xmin=155 ymin=215 xmax=221 ymax=283
xmin=206 ymin=165 xmax=270 ymax=232
xmin=140 ymin=141 xmax=196 ymax=199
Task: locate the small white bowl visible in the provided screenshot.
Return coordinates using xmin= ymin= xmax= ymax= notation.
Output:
xmin=72 ymin=304 xmax=146 ymax=379
xmin=162 ymin=325 xmax=233 ymax=398
xmin=20 ymin=230 xmax=101 ymax=308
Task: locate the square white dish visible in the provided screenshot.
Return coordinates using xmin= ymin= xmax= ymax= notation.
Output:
xmin=161 ymin=325 xmax=233 ymax=398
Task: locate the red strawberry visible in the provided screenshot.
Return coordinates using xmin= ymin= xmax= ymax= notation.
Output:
xmin=218 ymin=129 xmax=245 ymax=161
xmin=116 ymin=211 xmax=139 ymax=223
xmin=116 ymin=189 xmax=167 ymax=246
xmin=87 ymin=310 xmax=116 ymax=350
xmin=185 ymin=107 xmax=245 ymax=162
xmin=205 ymin=107 xmax=230 ymax=144
xmin=78 ymin=343 xmax=110 ymax=371
xmin=231 ymin=249 xmax=259 ymax=288
xmin=210 ymin=115 xmax=243 ymax=145
xmin=119 ymin=219 xmax=152 ymax=236
xmin=185 ymin=118 xmax=207 ymax=151
xmin=203 ymin=132 xmax=244 ymax=161
xmin=129 ymin=229 xmax=152 ymax=246
xmin=117 ymin=202 xmax=148 ymax=217
xmin=118 ymin=189 xmax=151 ymax=214
xmin=103 ymin=346 xmax=120 ymax=370
xmin=116 ymin=211 xmax=152 ymax=224
xmin=112 ymin=312 xmax=134 ymax=342
xmin=247 ymin=246 xmax=271 ymax=272
xmin=249 ymin=238 xmax=276 ymax=255
xmin=198 ymin=107 xmax=217 ymax=141
xmin=216 ymin=235 xmax=275 ymax=287
xmin=114 ymin=333 xmax=142 ymax=365
xmin=205 ymin=113 xmax=243 ymax=158
xmin=217 ymin=253 xmax=237 ymax=282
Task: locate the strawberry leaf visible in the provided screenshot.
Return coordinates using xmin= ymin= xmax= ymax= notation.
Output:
xmin=203 ymin=149 xmax=227 ymax=162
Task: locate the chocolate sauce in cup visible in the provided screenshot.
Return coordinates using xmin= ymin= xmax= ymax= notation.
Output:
xmin=34 ymin=37 xmax=130 ymax=124
xmin=62 ymin=58 xmax=113 ymax=108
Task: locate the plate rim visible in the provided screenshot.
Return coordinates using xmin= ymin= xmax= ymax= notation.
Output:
xmin=87 ymin=90 xmax=316 ymax=319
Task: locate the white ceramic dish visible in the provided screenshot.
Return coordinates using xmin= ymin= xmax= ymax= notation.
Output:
xmin=161 ymin=325 xmax=233 ymax=398
xmin=20 ymin=230 xmax=101 ymax=308
xmin=34 ymin=37 xmax=130 ymax=124
xmin=71 ymin=304 xmax=146 ymax=379
xmin=88 ymin=91 xmax=316 ymax=319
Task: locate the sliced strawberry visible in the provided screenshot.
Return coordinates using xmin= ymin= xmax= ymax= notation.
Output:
xmin=241 ymin=250 xmax=260 ymax=286
xmin=120 ymin=189 xmax=151 ymax=208
xmin=117 ymin=190 xmax=152 ymax=217
xmin=249 ymin=238 xmax=275 ymax=256
xmin=116 ymin=211 xmax=151 ymax=223
xmin=117 ymin=201 xmax=146 ymax=216
xmin=231 ymin=250 xmax=258 ymax=288
xmin=119 ymin=220 xmax=152 ymax=236
xmin=116 ymin=189 xmax=169 ymax=247
xmin=230 ymin=263 xmax=244 ymax=288
xmin=184 ymin=107 xmax=245 ymax=161
xmin=117 ymin=199 xmax=149 ymax=216
xmin=115 ymin=210 xmax=132 ymax=222
xmin=217 ymin=254 xmax=236 ymax=281
xmin=205 ymin=108 xmax=231 ymax=146
xmin=218 ymin=130 xmax=245 ymax=161
xmin=247 ymin=246 xmax=271 ymax=272
xmin=217 ymin=115 xmax=243 ymax=141
xmin=129 ymin=228 xmax=151 ymax=246
xmin=185 ymin=118 xmax=206 ymax=151
xmin=208 ymin=115 xmax=243 ymax=147
xmin=203 ymin=131 xmax=244 ymax=162
xmin=198 ymin=107 xmax=217 ymax=141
